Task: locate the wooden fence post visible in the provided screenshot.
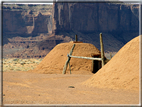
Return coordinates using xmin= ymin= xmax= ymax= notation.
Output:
xmin=100 ymin=33 xmax=105 ymax=67
xmin=62 ymin=44 xmax=75 ymax=74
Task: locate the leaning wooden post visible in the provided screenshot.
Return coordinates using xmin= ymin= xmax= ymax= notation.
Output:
xmin=100 ymin=33 xmax=105 ymax=67
xmin=69 ymin=61 xmax=72 ymax=74
xmin=62 ymin=44 xmax=75 ymax=74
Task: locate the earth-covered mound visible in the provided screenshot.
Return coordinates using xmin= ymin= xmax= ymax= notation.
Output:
xmin=31 ymin=42 xmax=101 ymax=74
xmin=83 ymin=36 xmax=140 ymax=91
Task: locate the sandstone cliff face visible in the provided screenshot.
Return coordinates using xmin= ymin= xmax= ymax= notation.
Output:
xmin=3 ymin=10 xmax=51 ymax=36
xmin=2 ymin=4 xmax=52 ymax=44
xmin=2 ymin=4 xmax=54 ymax=58
xmin=52 ymin=3 xmax=139 ymax=33
xmin=52 ymin=2 xmax=139 ymax=52
xmin=53 ymin=3 xmax=139 ymax=32
xmin=3 ymin=10 xmax=27 ymax=35
xmin=31 ymin=12 xmax=52 ymax=35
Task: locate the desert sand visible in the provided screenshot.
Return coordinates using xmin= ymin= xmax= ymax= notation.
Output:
xmin=3 ymin=71 xmax=139 ymax=105
xmin=2 ymin=36 xmax=140 ymax=105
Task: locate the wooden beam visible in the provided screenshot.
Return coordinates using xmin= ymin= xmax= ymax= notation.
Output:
xmin=62 ymin=44 xmax=75 ymax=74
xmin=69 ymin=61 xmax=71 ymax=74
xmin=100 ymin=33 xmax=105 ymax=67
xmin=68 ymin=55 xmax=102 ymax=61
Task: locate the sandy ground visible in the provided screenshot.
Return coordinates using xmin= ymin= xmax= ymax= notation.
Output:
xmin=3 ymin=71 xmax=140 ymax=105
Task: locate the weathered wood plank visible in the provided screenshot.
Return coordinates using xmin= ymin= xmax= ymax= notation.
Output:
xmin=100 ymin=33 xmax=105 ymax=67
xmin=69 ymin=61 xmax=71 ymax=74
xmin=68 ymin=55 xmax=102 ymax=61
xmin=62 ymin=44 xmax=75 ymax=74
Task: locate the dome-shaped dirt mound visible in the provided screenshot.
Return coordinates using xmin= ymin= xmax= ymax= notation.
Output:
xmin=31 ymin=43 xmax=101 ymax=74
xmin=83 ymin=36 xmax=140 ymax=91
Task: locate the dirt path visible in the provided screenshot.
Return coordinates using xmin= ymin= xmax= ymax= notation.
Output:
xmin=3 ymin=71 xmax=139 ymax=105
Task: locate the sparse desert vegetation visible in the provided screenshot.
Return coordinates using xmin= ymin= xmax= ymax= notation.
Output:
xmin=2 ymin=58 xmax=43 ymax=72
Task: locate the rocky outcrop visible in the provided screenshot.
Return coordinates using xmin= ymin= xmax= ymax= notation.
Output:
xmin=31 ymin=12 xmax=52 ymax=35
xmin=2 ymin=4 xmax=52 ymax=44
xmin=52 ymin=2 xmax=139 ymax=52
xmin=52 ymin=3 xmax=139 ymax=33
xmin=2 ymin=4 xmax=54 ymax=58
xmin=3 ymin=10 xmax=27 ymax=35
xmin=3 ymin=10 xmax=51 ymax=36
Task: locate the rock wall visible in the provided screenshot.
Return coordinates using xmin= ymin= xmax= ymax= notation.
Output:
xmin=2 ymin=4 xmax=54 ymax=58
xmin=2 ymin=6 xmax=52 ymax=44
xmin=3 ymin=10 xmax=27 ymax=35
xmin=52 ymin=3 xmax=139 ymax=33
xmin=3 ymin=10 xmax=52 ymax=35
xmin=51 ymin=2 xmax=139 ymax=52
xmin=31 ymin=12 xmax=52 ymax=35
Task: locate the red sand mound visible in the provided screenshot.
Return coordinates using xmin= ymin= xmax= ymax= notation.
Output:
xmin=83 ymin=36 xmax=140 ymax=91
xmin=31 ymin=43 xmax=101 ymax=74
